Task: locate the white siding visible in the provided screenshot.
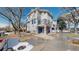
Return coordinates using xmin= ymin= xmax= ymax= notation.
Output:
xmin=27 ymin=9 xmax=55 ymax=34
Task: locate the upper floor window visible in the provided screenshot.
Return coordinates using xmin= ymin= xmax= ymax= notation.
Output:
xmin=38 ymin=20 xmax=41 ymax=24
xmin=34 ymin=19 xmax=36 ymax=24
xmin=27 ymin=21 xmax=30 ymax=23
xmin=32 ymin=20 xmax=33 ymax=24
xmin=32 ymin=19 xmax=36 ymax=24
xmin=44 ymin=19 xmax=47 ymax=24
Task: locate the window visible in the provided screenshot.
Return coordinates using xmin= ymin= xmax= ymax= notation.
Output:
xmin=34 ymin=19 xmax=36 ymax=24
xmin=38 ymin=20 xmax=41 ymax=24
xmin=32 ymin=19 xmax=36 ymax=24
xmin=27 ymin=21 xmax=30 ymax=23
xmin=44 ymin=19 xmax=47 ymax=24
xmin=32 ymin=20 xmax=33 ymax=24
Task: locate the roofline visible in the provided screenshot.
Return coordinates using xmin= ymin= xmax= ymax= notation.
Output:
xmin=27 ymin=8 xmax=53 ymax=19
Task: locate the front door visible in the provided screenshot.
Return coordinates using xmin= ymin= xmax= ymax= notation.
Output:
xmin=46 ymin=26 xmax=50 ymax=34
xmin=38 ymin=27 xmax=44 ymax=33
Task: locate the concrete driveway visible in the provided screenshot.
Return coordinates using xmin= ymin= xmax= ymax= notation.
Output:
xmin=28 ymin=33 xmax=79 ymax=51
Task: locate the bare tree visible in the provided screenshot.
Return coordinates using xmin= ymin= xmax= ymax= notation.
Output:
xmin=0 ymin=7 xmax=25 ymax=35
xmin=62 ymin=7 xmax=79 ymax=33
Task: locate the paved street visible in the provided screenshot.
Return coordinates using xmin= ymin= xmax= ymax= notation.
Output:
xmin=27 ymin=33 xmax=79 ymax=51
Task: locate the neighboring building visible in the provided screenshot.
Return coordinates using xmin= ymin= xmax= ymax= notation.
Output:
xmin=60 ymin=10 xmax=79 ymax=32
xmin=26 ymin=8 xmax=55 ymax=34
xmin=51 ymin=21 xmax=57 ymax=32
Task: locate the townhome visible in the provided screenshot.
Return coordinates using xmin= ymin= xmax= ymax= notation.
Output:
xmin=26 ymin=8 xmax=56 ymax=34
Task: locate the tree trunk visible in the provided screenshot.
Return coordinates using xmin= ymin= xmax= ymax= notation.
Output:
xmin=74 ymin=23 xmax=78 ymax=34
xmin=14 ymin=31 xmax=16 ymax=34
xmin=18 ymin=30 xmax=21 ymax=37
xmin=68 ymin=21 xmax=71 ymax=32
xmin=14 ymin=29 xmax=17 ymax=34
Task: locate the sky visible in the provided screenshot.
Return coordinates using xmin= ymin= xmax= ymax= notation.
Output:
xmin=0 ymin=7 xmax=64 ymax=27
